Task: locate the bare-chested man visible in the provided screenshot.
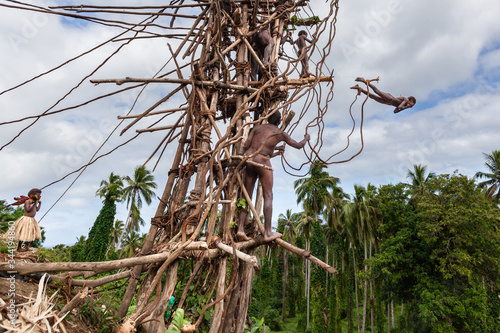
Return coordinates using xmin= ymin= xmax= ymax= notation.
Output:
xmin=351 ymin=77 xmax=416 ymax=113
xmin=14 ymin=188 xmax=42 ymax=252
xmin=237 ymin=111 xmax=310 ymax=242
xmin=295 ymin=30 xmax=312 ymax=78
xmin=250 ymin=26 xmax=275 ymax=81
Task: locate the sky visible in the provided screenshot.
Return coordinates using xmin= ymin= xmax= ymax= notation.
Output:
xmin=1 ymin=0 xmax=499 ymax=247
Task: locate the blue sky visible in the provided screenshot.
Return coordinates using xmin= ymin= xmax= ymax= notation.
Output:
xmin=1 ymin=0 xmax=499 ymax=247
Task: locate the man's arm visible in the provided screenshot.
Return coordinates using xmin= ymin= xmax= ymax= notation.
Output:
xmin=243 ymin=128 xmax=256 ymax=151
xmin=396 ymin=97 xmax=410 ymax=110
xmin=282 ymin=132 xmax=310 ymax=149
xmin=271 ymin=144 xmax=285 ymax=158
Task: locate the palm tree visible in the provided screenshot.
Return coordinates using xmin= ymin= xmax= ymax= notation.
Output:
xmin=105 ymin=219 xmax=124 ymax=257
xmin=96 ymin=172 xmax=124 ymax=201
xmin=324 ymin=186 xmax=348 ymax=298
xmin=110 ymin=220 xmax=124 ymax=248
xmin=294 ymin=161 xmax=342 ymax=329
xmin=278 ymin=209 xmax=298 ymax=320
xmin=120 ymin=231 xmax=143 ymax=258
xmin=475 ymin=150 xmax=500 ymax=202
xmin=406 ymin=164 xmax=435 ymax=200
xmin=295 ymin=211 xmax=315 ymax=329
xmin=117 ymin=166 xmax=157 ymax=251
xmin=340 ymin=184 xmax=378 ymax=333
xmin=294 ymin=161 xmax=340 ymax=220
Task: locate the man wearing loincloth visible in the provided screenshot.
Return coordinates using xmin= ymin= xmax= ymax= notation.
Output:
xmin=237 ymin=111 xmax=310 ymax=242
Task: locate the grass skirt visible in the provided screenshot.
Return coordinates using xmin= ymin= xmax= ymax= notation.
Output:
xmin=15 ymin=216 xmax=41 ymax=242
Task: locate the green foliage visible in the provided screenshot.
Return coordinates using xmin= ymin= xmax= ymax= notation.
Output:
xmin=71 ymin=236 xmax=87 ymax=262
xmin=474 ymin=150 xmax=500 ymax=202
xmin=372 ymin=173 xmax=500 ymax=332
xmin=237 ymin=198 xmax=247 ymax=210
xmin=246 ymin=317 xmax=265 ymax=333
xmin=0 ymin=201 xmax=23 ymax=233
xmin=289 ymin=15 xmax=321 ymax=26
xmin=38 ymin=244 xmax=71 ymax=262
xmin=84 ymin=195 xmax=116 ymax=262
xmin=79 ymin=299 xmax=120 ymax=333
xmin=165 ymin=309 xmax=189 ymax=332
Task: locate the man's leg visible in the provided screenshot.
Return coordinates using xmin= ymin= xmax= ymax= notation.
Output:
xmin=351 ymin=83 xmax=389 ymax=105
xmin=259 ymin=168 xmax=282 ymax=242
xmin=237 ymin=168 xmax=257 ymax=241
xmin=366 ymin=82 xmax=395 ymax=102
xmin=300 ymin=54 xmax=310 ymax=78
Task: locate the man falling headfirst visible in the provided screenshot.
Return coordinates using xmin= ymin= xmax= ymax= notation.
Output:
xmin=351 ymin=77 xmax=416 ymax=113
xmin=237 ymin=111 xmax=310 ymax=242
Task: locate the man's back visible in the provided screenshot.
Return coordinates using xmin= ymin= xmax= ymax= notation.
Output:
xmin=245 ymin=124 xmax=282 ymax=157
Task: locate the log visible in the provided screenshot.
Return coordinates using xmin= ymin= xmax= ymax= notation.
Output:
xmin=142 ymin=261 xmax=179 ymax=332
xmin=208 ymin=258 xmax=227 ymax=333
xmin=57 ymin=286 xmax=89 ymax=318
xmin=0 ymin=247 xmax=204 ymax=275
xmin=50 ymin=270 xmax=132 ymax=288
xmin=235 ymin=249 xmax=255 ymax=333
xmin=216 ymin=241 xmax=258 ymax=269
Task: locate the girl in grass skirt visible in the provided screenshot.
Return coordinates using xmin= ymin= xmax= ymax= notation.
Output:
xmin=14 ymin=188 xmax=42 ymax=252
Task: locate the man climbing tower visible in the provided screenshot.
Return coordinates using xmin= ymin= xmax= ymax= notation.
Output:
xmin=14 ymin=188 xmax=42 ymax=252
xmin=250 ymin=26 xmax=275 ymax=81
xmin=295 ymin=30 xmax=312 ymax=78
xmin=351 ymin=77 xmax=416 ymax=113
xmin=237 ymin=111 xmax=310 ymax=242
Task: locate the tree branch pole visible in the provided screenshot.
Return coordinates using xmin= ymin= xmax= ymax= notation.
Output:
xmin=90 ymin=77 xmax=258 ymax=93
xmin=57 ymin=287 xmax=89 ymax=318
xmin=117 ymin=85 xmax=195 ymax=316
xmin=236 ymin=172 xmax=338 ymax=274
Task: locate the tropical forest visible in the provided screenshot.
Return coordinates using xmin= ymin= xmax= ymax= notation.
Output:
xmin=1 ymin=151 xmax=500 ymax=333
